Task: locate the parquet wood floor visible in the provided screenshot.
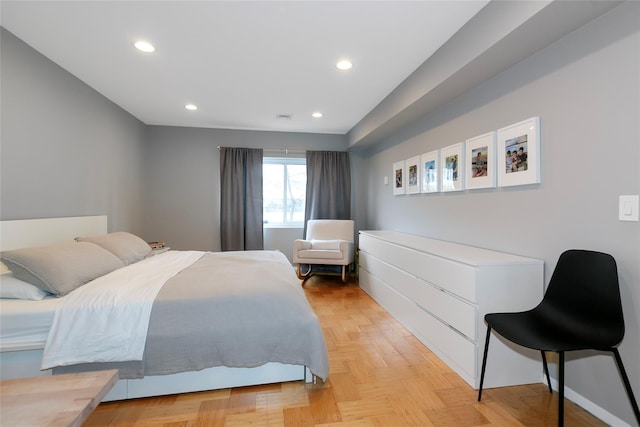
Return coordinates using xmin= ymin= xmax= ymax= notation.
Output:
xmin=84 ymin=275 xmax=606 ymax=426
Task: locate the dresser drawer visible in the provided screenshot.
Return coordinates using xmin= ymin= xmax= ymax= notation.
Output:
xmin=360 ymin=251 xmax=477 ymax=340
xmin=359 ymin=268 xmax=476 ymax=383
xmin=359 ymin=234 xmax=477 ymax=302
xmin=409 ymin=302 xmax=476 ymax=382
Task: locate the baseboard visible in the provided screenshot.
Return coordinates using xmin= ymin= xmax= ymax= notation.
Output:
xmin=550 ymin=378 xmax=632 ymax=427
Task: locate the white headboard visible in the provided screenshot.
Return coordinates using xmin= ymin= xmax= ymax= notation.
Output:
xmin=0 ymin=215 xmax=108 ymax=251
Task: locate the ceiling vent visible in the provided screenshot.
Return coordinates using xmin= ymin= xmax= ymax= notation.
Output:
xmin=276 ymin=113 xmax=293 ymax=120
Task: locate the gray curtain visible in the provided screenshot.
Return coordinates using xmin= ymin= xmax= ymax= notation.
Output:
xmin=304 ymin=151 xmax=351 ymax=235
xmin=220 ymin=147 xmax=264 ymax=251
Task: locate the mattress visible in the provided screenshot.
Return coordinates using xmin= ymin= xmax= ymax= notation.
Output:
xmin=0 ymin=297 xmax=59 ymax=349
xmin=48 ymin=250 xmax=330 ymax=381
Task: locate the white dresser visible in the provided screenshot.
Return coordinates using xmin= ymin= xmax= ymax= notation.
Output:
xmin=358 ymin=230 xmax=544 ymax=389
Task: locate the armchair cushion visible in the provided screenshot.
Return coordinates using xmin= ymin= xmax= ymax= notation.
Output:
xmin=297 ymin=249 xmax=347 ymax=261
xmin=309 ymin=239 xmax=344 ymax=250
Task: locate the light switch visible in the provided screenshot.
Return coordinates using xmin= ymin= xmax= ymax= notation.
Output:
xmin=619 ymin=195 xmax=639 ymax=221
xmin=384 ymin=176 xmax=389 ymax=186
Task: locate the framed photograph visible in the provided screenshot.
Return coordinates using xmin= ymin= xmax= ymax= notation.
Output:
xmin=405 ymin=156 xmax=420 ymax=194
xmin=420 ymin=150 xmax=439 ymax=193
xmin=497 ymin=117 xmax=541 ymax=187
xmin=392 ymin=160 xmax=405 ymax=195
xmin=441 ymin=143 xmax=464 ymax=192
xmin=465 ymin=132 xmax=496 ymax=190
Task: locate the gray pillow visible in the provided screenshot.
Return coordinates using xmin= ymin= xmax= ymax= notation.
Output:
xmin=76 ymin=232 xmax=152 ymax=265
xmin=0 ymin=242 xmax=124 ymax=296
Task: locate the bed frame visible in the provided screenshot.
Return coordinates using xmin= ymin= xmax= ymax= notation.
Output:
xmin=0 ymin=216 xmax=310 ymax=401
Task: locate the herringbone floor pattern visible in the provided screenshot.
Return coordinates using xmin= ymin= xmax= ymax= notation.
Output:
xmin=84 ymin=275 xmax=606 ymax=426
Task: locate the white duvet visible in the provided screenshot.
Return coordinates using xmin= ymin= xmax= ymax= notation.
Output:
xmin=41 ymin=251 xmax=204 ymax=369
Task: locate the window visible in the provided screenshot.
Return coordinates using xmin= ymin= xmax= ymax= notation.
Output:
xmin=263 ymin=157 xmax=306 ymax=227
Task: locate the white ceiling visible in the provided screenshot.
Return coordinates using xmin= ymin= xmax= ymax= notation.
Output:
xmin=1 ymin=1 xmax=489 ymax=135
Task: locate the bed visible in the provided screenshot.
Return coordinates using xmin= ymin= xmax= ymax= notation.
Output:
xmin=0 ymin=216 xmax=329 ymax=401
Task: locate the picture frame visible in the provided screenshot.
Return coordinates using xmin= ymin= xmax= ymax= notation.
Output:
xmin=405 ymin=156 xmax=420 ymax=194
xmin=465 ymin=132 xmax=496 ymax=190
xmin=420 ymin=150 xmax=439 ymax=193
xmin=497 ymin=117 xmax=541 ymax=187
xmin=392 ymin=160 xmax=405 ymax=195
xmin=441 ymin=143 xmax=464 ymax=192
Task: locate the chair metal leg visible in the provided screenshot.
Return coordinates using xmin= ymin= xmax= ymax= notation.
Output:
xmin=541 ymin=351 xmax=552 ymax=393
xmin=477 ymin=325 xmax=492 ymax=401
xmin=558 ymin=351 xmax=565 ymax=427
xmin=611 ymin=348 xmax=640 ymax=425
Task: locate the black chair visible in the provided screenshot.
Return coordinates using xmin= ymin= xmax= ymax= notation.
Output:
xmin=477 ymin=249 xmax=640 ymax=427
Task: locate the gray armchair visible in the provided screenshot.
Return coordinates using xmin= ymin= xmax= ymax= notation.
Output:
xmin=293 ymin=220 xmax=355 ymax=282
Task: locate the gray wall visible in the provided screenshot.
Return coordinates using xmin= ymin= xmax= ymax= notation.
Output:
xmin=353 ymin=2 xmax=639 ymax=425
xmin=0 ymin=28 xmax=147 ymax=233
xmin=142 ymin=126 xmax=347 ymax=252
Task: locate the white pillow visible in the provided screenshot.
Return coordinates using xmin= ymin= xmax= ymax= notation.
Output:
xmin=0 ymin=272 xmax=52 ymax=300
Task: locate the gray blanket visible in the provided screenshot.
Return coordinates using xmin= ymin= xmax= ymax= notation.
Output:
xmin=53 ymin=250 xmax=329 ymax=381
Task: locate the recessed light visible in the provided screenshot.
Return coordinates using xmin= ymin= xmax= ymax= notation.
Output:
xmin=134 ymin=40 xmax=155 ymax=53
xmin=312 ymin=112 xmax=323 ymax=118
xmin=336 ymin=59 xmax=352 ymax=70
xmin=185 ymin=104 xmax=198 ymax=111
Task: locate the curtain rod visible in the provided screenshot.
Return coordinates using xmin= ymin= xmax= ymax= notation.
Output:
xmin=217 ymin=146 xmax=306 ymax=155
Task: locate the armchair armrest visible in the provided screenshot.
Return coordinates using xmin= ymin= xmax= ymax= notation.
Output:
xmin=339 ymin=241 xmax=355 ymax=263
xmin=294 ymin=239 xmax=312 ymax=251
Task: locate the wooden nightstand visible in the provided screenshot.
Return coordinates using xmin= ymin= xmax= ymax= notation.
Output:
xmin=0 ymin=369 xmax=118 ymax=427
